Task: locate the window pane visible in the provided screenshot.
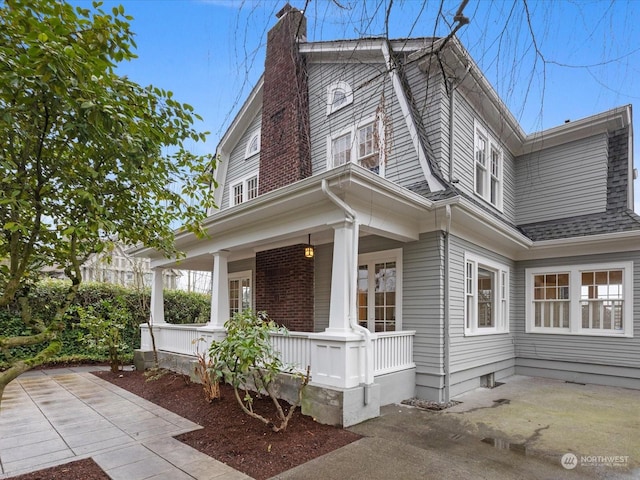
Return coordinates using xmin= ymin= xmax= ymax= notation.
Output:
xmin=358 ymin=124 xmax=376 ymax=158
xmin=247 ymin=176 xmax=258 ymax=200
xmin=333 ymin=88 xmax=346 ymax=108
xmin=233 ymin=184 xmax=243 ymax=205
xmin=358 ymin=265 xmax=368 ymax=327
xmin=580 ymin=270 xmax=624 ymax=330
xmin=477 ymin=267 xmax=494 ymax=328
xmin=332 ymin=133 xmax=351 ymax=167
xmin=229 ymin=279 xmax=240 ymax=317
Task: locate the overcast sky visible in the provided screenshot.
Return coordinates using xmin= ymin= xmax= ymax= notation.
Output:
xmin=97 ymin=0 xmax=640 ymax=212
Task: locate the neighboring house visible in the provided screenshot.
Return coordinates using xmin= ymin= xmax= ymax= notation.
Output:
xmin=131 ymin=5 xmax=640 ymax=426
xmin=45 ymin=242 xmax=180 ymax=290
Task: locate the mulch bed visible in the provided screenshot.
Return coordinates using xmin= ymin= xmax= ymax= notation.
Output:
xmin=7 ymin=458 xmax=108 ymax=480
xmin=92 ymin=369 xmax=360 ymax=480
xmin=7 ymin=368 xmax=360 ymax=480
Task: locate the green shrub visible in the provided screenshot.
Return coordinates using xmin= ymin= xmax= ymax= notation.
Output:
xmin=164 ymin=290 xmax=211 ymax=324
xmin=0 ymin=280 xmax=211 ymax=369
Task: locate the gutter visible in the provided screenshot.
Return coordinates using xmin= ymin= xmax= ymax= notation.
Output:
xmin=321 ymin=178 xmax=374 ymax=403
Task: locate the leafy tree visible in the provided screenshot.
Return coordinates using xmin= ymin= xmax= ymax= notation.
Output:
xmin=209 ymin=310 xmax=309 ymax=433
xmin=73 ymin=299 xmax=131 ymax=373
xmin=0 ymin=0 xmax=216 ymax=401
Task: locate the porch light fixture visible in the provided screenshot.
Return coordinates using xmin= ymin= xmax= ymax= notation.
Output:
xmin=304 ymin=234 xmax=314 ymax=259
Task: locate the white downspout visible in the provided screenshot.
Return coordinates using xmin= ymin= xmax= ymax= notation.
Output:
xmin=321 ymin=179 xmax=374 ymax=399
xmin=443 ymin=205 xmax=452 ymax=402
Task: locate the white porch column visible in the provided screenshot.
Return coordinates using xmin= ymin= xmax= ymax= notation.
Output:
xmin=198 ymin=251 xmax=230 ymax=344
xmin=308 ymin=220 xmax=365 ymax=389
xmin=327 ymin=221 xmax=354 ymax=333
xmin=209 ymin=251 xmax=230 ymax=328
xmin=150 ymin=268 xmax=165 ymax=324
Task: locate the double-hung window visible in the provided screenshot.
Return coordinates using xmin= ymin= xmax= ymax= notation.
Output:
xmin=328 ymin=117 xmax=384 ymax=176
xmin=525 ymin=262 xmax=633 ymax=337
xmin=230 ymin=174 xmax=259 ymax=206
xmin=474 ymin=120 xmax=503 ymax=210
xmin=464 ymin=253 xmax=509 ymax=335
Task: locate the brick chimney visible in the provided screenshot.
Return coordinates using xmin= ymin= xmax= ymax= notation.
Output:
xmin=255 ymin=5 xmax=314 ymax=332
xmin=258 ymin=3 xmax=311 ymax=194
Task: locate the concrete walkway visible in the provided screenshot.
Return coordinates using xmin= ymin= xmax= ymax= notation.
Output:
xmin=274 ymin=375 xmax=640 ymax=480
xmin=0 ymin=367 xmax=250 ymax=479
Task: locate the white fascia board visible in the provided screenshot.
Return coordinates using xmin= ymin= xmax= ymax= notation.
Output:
xmin=443 ymin=38 xmax=526 ymax=152
xmin=138 ymin=164 xmax=435 ymax=263
xmin=442 ymin=197 xmax=532 ymax=253
xmin=215 ymin=76 xmax=264 ymax=157
xmin=522 ymin=104 xmax=631 ymax=155
xmin=520 ymin=229 xmax=640 ymax=261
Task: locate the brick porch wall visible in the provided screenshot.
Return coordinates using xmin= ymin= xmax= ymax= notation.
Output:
xmin=255 ymin=245 xmax=314 ymax=332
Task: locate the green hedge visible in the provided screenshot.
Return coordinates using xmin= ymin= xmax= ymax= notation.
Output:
xmin=0 ymin=280 xmax=211 ymax=369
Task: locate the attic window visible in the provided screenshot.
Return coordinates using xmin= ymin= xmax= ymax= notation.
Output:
xmin=245 ymin=129 xmax=261 ymax=159
xmin=327 ymin=81 xmax=353 ymax=115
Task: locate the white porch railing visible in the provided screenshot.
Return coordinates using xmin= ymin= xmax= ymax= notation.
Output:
xmin=270 ymin=331 xmax=312 ymax=374
xmin=372 ymin=330 xmax=416 ymax=376
xmin=140 ymin=324 xmax=415 ymax=378
xmin=140 ymin=323 xmax=207 ymax=357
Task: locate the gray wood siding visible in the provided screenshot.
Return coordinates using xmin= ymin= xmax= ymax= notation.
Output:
xmin=313 ymin=233 xmax=445 ymax=378
xmin=403 ymin=232 xmax=445 ymax=379
xmin=448 ymin=235 xmax=516 ymax=372
xmin=449 ymin=90 xmax=517 ymax=223
xmin=220 ymin=112 xmax=262 ymax=210
xmin=307 ymin=61 xmax=425 ymax=187
xmin=229 ymin=257 xmax=255 ymax=275
xmin=514 ymin=252 xmax=640 ymax=369
xmin=313 ymin=243 xmax=332 ymax=332
xmin=515 ymin=133 xmax=608 ymax=224
xmin=404 ymin=66 xmax=449 ymax=178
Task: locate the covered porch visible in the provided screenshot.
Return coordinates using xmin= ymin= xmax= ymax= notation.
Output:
xmin=132 ymin=165 xmax=440 ymax=425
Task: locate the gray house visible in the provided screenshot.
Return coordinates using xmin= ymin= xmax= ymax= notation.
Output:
xmin=132 ymin=5 xmax=640 ymax=426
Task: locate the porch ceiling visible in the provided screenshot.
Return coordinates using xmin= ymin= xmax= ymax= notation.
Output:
xmin=139 ymin=164 xmax=436 ymax=270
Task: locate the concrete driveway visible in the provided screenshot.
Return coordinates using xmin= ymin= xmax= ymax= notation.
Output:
xmin=274 ymin=375 xmax=640 ymax=479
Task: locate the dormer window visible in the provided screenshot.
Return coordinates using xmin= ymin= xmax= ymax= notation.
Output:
xmin=327 ymin=81 xmax=353 ymax=115
xmin=245 ymin=129 xmax=261 ymax=159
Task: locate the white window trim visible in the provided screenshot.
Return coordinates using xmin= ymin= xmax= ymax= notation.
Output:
xmin=327 ymin=81 xmax=353 ymax=116
xmin=464 ymin=252 xmax=510 ymax=336
xmin=473 ymin=120 xmax=503 ymax=211
xmin=229 ymin=270 xmax=253 ymax=315
xmin=244 ymin=129 xmax=261 ymax=159
xmin=525 ymin=262 xmax=633 ymax=338
xmin=326 ymin=116 xmax=385 ymax=177
xmin=358 ymin=248 xmax=403 ymax=332
xmin=229 ymin=172 xmax=259 ymax=206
